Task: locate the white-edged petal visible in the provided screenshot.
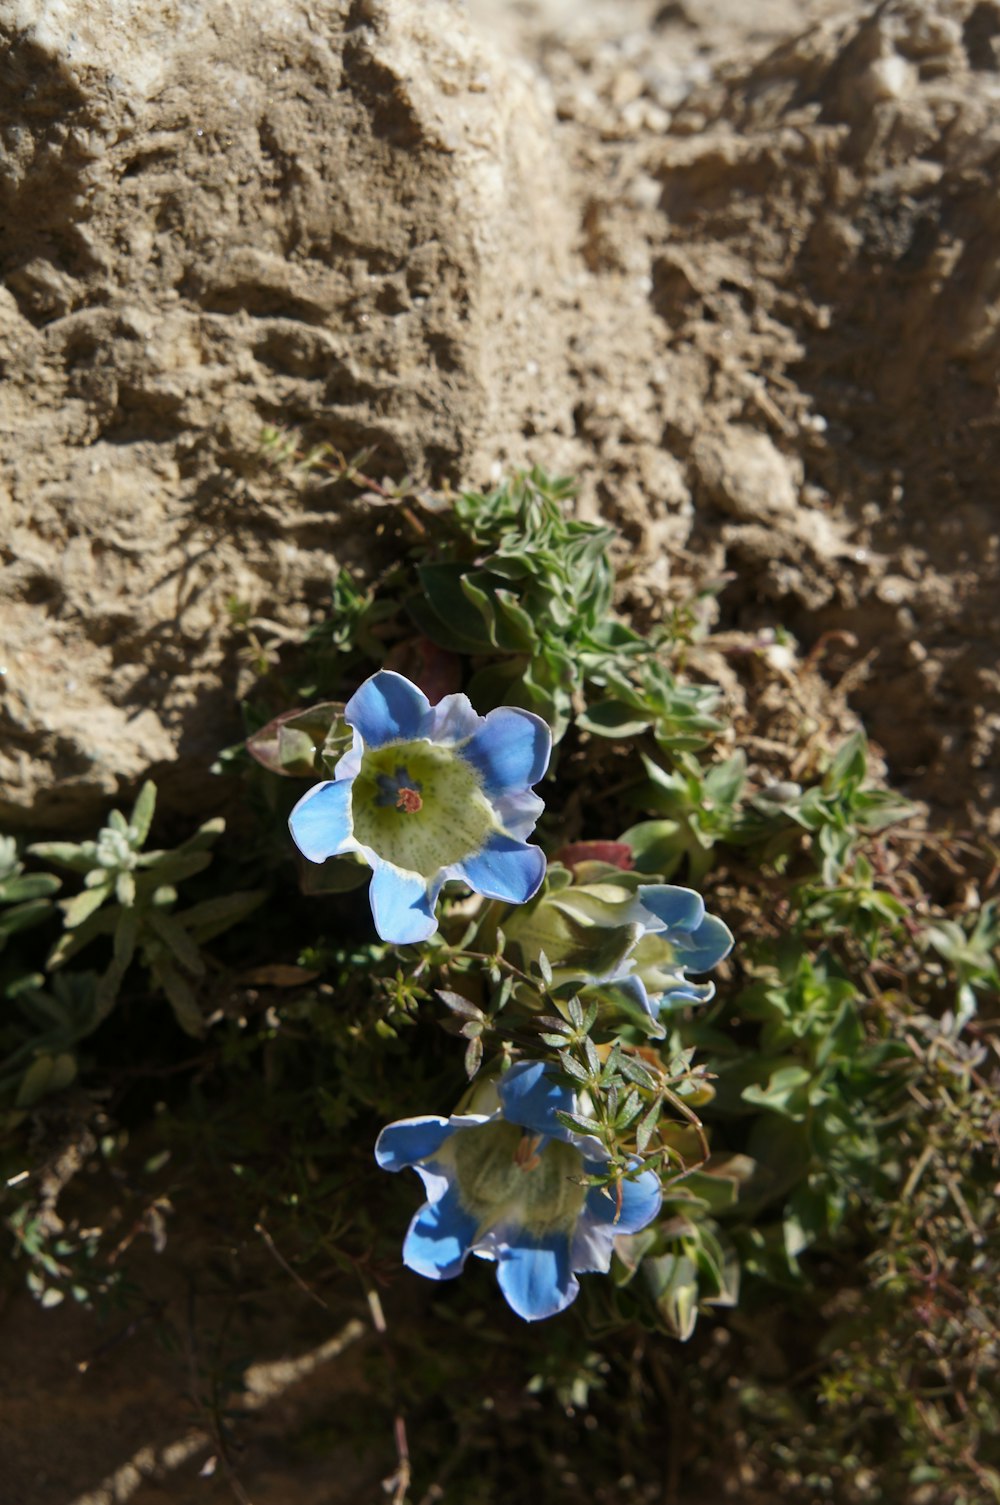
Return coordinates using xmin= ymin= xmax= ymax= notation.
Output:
xmin=492 ymin=787 xmax=544 ymax=841
xmin=368 ymin=862 xmax=440 ymax=945
xmin=422 ymin=692 xmax=485 ymax=745
xmin=288 ymin=780 xmax=357 ymax=863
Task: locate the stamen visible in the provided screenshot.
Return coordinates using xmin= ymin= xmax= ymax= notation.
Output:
xmin=396 ymin=787 xmax=423 ymax=813
xmin=514 ymin=1132 xmax=543 ymax=1173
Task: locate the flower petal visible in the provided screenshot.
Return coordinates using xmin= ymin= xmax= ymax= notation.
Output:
xmin=368 ymin=862 xmax=439 ymax=945
xmin=607 ymin=971 xmax=656 ymax=1019
xmin=345 ymin=670 xmax=430 ymax=748
xmin=460 ymin=707 xmax=551 ymax=796
xmin=494 ymin=1233 xmax=579 ymax=1321
xmin=497 ymin=1061 xmax=575 ymax=1137
xmin=456 ymin=834 xmax=546 ymax=905
xmin=582 ymin=1162 xmax=662 ymax=1236
xmin=615 ymin=1167 xmax=663 ymax=1232
xmin=332 ymin=729 xmax=364 ymax=783
xmin=375 ymin=1116 xmax=454 ymax=1172
xmin=569 ymin=1217 xmax=615 ymax=1274
xmin=422 ymin=692 xmax=484 ymax=745
xmin=634 ymin=884 xmax=706 ymax=936
xmin=672 ymin=913 xmax=735 ymax=972
xmin=402 ymin=1183 xmax=479 ymax=1281
xmin=492 ymin=788 xmax=544 ymax=841
xmin=288 ymin=780 xmax=355 ymax=863
xmin=658 ymin=977 xmax=716 ymax=1011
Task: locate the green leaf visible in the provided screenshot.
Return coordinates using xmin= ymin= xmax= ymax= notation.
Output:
xmin=465 ymin=658 xmax=531 ymax=714
xmin=60 ymin=882 xmax=114 ymax=930
xmin=27 ymin=842 xmax=97 ymax=874
xmin=825 ymin=729 xmax=868 ymax=792
xmin=618 ymin=820 xmax=686 ymax=878
xmin=0 ymin=872 xmax=61 ymax=903
xmin=851 ymin=789 xmax=916 ymax=831
xmin=140 ymin=818 xmax=225 ymax=870
xmin=136 ymin=851 xmax=213 ymax=886
xmin=436 ymin=989 xmax=486 ymax=1022
xmin=504 ymin=892 xmax=644 ymax=990
xmin=704 ymin=752 xmax=747 ymax=806
xmin=577 ymin=700 xmax=653 ymax=739
xmin=48 ymin=907 xmax=118 ymax=969
xmin=92 ymin=910 xmax=140 ymax=1021
xmin=459 ymin=574 xmax=498 ymax=642
xmin=144 ymin=910 xmax=205 ymax=977
xmin=495 ymin=973 xmax=514 ymax=1013
xmin=558 ymin=1052 xmax=590 ymax=1084
xmin=413 ymin=563 xmax=495 ymax=652
xmin=818 ymin=821 xmax=853 ymax=885
xmin=174 ymin=890 xmax=266 ymax=943
xmin=0 ymin=898 xmax=57 ymax=946
xmin=643 ymin=1252 xmax=700 ymax=1341
xmin=635 ymin=1098 xmax=662 ymax=1152
xmin=152 ymin=960 xmax=206 ymax=1038
xmin=555 ymin=1109 xmax=604 ymax=1136
xmin=493 ymin=588 xmax=537 ymax=651
xmin=129 ymin=781 xmax=157 ymax=844
xmin=617 ymin=1054 xmax=657 ymax=1090
xmin=742 ymin=1064 xmax=814 ymax=1121
xmin=15 ymin=1052 xmax=77 ymax=1109
xmin=615 ymin=1088 xmax=642 ymax=1130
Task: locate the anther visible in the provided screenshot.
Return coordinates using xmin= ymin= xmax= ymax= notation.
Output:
xmin=514 ymin=1132 xmax=543 ymax=1173
xmin=396 ymin=787 xmax=423 ymax=813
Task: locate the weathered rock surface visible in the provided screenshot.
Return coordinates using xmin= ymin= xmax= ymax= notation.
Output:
xmin=656 ymin=0 xmax=1000 ymax=826
xmin=0 ymin=0 xmax=572 ymax=826
xmin=492 ymin=0 xmax=1000 ymax=830
xmin=2 ymin=0 xmax=998 ymax=836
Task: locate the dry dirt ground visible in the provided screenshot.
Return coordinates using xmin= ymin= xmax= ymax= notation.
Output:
xmin=1 ymin=0 xmax=998 ymax=1501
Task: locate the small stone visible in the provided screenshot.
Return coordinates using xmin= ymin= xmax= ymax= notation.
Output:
xmin=692 ymin=426 xmax=800 ymax=523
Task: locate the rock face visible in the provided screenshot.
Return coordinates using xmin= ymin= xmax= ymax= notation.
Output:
xmin=0 ymin=0 xmax=571 ymax=826
xmin=655 ymin=0 xmax=1000 ymax=825
xmin=498 ymin=0 xmax=1000 ymax=830
xmin=2 ymin=0 xmax=999 ymax=835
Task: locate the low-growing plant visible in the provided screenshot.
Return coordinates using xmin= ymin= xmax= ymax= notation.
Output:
xmin=30 ymin=782 xmax=265 ymax=1036
xmin=1 ymin=463 xmax=995 ymax=1505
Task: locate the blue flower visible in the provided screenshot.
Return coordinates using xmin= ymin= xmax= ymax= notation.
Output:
xmin=505 ymin=867 xmax=734 ymax=1023
xmin=375 ymin=1061 xmax=662 ymax=1322
xmin=606 ymin=883 xmax=735 ymax=1020
xmin=289 ymin=671 xmax=552 ymax=945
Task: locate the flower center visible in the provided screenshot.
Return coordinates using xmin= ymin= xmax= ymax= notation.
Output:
xmin=351 ymin=740 xmax=498 ymax=878
xmin=449 ymin=1121 xmax=586 ymax=1236
xmin=374 ymin=765 xmax=424 ymax=810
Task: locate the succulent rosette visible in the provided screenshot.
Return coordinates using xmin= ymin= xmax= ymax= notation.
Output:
xmin=289 ymin=671 xmax=551 ymax=945
xmin=504 ymin=864 xmax=734 ymax=1022
xmin=375 ymin=1061 xmax=662 ymax=1321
